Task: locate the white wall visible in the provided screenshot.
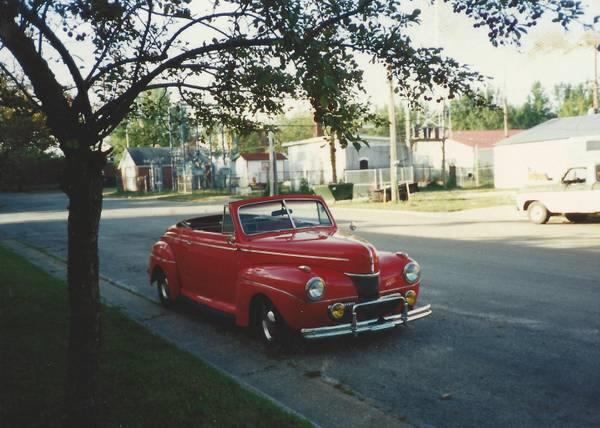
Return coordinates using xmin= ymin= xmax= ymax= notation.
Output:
xmin=118 ymin=152 xmax=138 ymax=191
xmin=494 ymin=136 xmax=600 ymax=189
xmin=235 ymin=158 xmax=286 ymax=188
xmin=285 ymin=137 xmax=342 ymax=184
xmin=413 ymin=138 xmax=479 ymax=170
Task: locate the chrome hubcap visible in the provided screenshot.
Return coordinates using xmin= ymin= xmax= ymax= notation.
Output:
xmin=160 ymin=279 xmax=169 ymax=299
xmin=262 ymin=307 xmax=276 ymax=341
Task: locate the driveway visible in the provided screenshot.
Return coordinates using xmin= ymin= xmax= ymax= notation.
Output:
xmin=1 ymin=192 xmax=599 ymax=427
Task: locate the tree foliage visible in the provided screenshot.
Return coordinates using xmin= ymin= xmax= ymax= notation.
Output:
xmin=554 ymin=83 xmax=594 ymax=117
xmin=511 ymin=81 xmax=556 ymax=128
xmin=450 ymin=80 xmax=592 ymax=131
xmin=0 ymin=72 xmax=56 ymax=189
xmin=449 ymin=88 xmax=505 ymax=130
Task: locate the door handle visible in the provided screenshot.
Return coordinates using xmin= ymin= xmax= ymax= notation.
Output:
xmin=183 ymin=239 xmax=191 ymax=245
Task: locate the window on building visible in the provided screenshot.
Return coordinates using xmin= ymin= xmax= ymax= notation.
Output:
xmin=596 ymin=164 xmax=600 ymax=182
xmin=586 ymin=141 xmax=600 ymax=151
xmin=359 ymin=159 xmax=369 ymax=170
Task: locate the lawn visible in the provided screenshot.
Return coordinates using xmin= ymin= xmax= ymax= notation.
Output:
xmin=335 ymin=188 xmax=515 ymax=212
xmin=0 ymin=246 xmax=308 ymax=428
xmin=103 ymin=187 xmax=240 ymax=202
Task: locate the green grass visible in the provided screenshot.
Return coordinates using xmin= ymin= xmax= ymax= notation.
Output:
xmin=103 ymin=188 xmax=238 ymax=202
xmin=0 ymin=246 xmax=308 ymax=428
xmin=335 ymin=188 xmax=514 ymax=212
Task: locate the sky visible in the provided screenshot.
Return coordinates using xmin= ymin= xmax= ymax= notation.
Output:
xmin=357 ymin=0 xmax=600 ymax=110
xmin=2 ymin=0 xmax=599 ymax=117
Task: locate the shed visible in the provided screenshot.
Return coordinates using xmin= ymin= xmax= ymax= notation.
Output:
xmin=233 ymin=152 xmax=287 ymax=190
xmin=118 ymin=147 xmax=173 ymax=192
xmin=494 ymin=114 xmax=600 ymax=189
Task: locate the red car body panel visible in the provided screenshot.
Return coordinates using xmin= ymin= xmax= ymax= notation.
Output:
xmin=149 ymin=194 xmax=428 ymax=336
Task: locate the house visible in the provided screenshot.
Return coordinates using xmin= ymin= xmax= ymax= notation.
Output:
xmin=233 ymin=152 xmax=287 ymax=191
xmin=494 ymin=114 xmax=600 ymax=189
xmin=283 ymin=135 xmax=411 ymax=186
xmin=118 ymin=147 xmax=172 ymax=192
xmin=413 ymin=129 xmax=522 ymax=176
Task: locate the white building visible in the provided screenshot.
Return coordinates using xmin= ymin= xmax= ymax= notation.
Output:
xmin=413 ymin=129 xmax=521 ymax=171
xmin=283 ymin=135 xmax=411 ymax=185
xmin=233 ymin=152 xmax=287 ymax=190
xmin=494 ymin=114 xmax=600 ymax=189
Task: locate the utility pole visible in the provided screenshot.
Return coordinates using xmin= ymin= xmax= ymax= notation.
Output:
xmin=179 ymin=108 xmax=188 ymax=193
xmin=168 ymin=107 xmax=175 ymax=191
xmin=593 ymin=44 xmax=599 ymax=113
xmin=441 ymin=104 xmax=447 ymax=188
xmin=503 ymin=95 xmax=509 ymax=137
xmin=387 ymin=71 xmax=399 ymax=203
xmin=268 ymin=130 xmax=277 ymax=196
xmin=474 ymin=144 xmax=480 ymax=188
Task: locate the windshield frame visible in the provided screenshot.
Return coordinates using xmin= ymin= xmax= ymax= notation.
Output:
xmin=236 ymin=198 xmax=334 ymax=236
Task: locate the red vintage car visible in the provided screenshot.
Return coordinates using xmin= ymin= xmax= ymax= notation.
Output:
xmin=148 ymin=194 xmax=431 ymax=342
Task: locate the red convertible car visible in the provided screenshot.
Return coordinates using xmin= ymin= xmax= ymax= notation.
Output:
xmin=149 ymin=194 xmax=431 ymax=342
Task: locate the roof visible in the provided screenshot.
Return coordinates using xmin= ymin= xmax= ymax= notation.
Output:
xmin=282 ymin=135 xmax=391 ymax=148
xmin=126 ymin=147 xmax=172 ymax=166
xmin=449 ymin=130 xmax=522 ymax=148
xmin=496 ymin=114 xmax=600 ymax=146
xmin=238 ymin=152 xmax=287 ymax=161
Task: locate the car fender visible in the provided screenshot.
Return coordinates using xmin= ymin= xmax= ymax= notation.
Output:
xmin=378 ymin=251 xmax=420 ymax=298
xmin=149 ymin=240 xmax=182 ymax=299
xmin=235 ymin=264 xmax=355 ymax=328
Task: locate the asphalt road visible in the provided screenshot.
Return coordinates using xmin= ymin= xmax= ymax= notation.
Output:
xmin=1 ymin=192 xmax=599 ymax=427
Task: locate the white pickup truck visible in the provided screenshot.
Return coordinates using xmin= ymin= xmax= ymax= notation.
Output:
xmin=516 ymin=164 xmax=600 ymax=224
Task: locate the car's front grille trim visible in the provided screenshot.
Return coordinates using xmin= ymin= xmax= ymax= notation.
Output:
xmin=346 ymin=272 xmax=380 ymax=301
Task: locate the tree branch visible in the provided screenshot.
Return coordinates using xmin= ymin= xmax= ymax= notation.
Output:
xmin=10 ymin=0 xmax=93 ymax=123
xmin=0 ymin=4 xmax=78 ymax=144
xmin=94 ymin=36 xmax=280 ymax=134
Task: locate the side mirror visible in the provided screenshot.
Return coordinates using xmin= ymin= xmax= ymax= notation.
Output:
xmin=349 ymin=221 xmax=357 ymax=232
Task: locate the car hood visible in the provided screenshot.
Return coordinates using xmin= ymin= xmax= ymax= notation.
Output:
xmin=245 ymin=230 xmax=377 ymax=274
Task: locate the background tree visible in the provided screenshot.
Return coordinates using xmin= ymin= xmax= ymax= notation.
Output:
xmin=554 ymin=82 xmax=594 ymax=117
xmin=449 ymin=88 xmax=505 ymax=130
xmin=512 ymin=81 xmax=556 ymax=128
xmin=0 ymin=0 xmax=586 ymax=425
xmin=0 ymin=72 xmax=55 ymax=190
xmin=110 ymin=89 xmax=173 ymax=160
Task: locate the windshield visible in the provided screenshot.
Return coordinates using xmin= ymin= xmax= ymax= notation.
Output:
xmin=238 ymin=199 xmax=332 ymax=235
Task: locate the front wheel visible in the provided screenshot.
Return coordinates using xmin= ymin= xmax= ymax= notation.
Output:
xmin=256 ymin=299 xmax=285 ymax=344
xmin=565 ymin=213 xmax=588 ymax=223
xmin=528 ymin=202 xmax=550 ymax=224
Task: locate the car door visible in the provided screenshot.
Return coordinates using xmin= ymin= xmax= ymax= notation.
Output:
xmin=560 ymin=167 xmax=592 ymax=213
xmin=181 ymin=206 xmax=239 ymax=312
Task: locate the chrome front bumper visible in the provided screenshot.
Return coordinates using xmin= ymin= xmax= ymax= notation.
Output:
xmin=301 ymin=294 xmax=432 ymax=340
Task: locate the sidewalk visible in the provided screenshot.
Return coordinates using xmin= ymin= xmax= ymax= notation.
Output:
xmin=1 ymin=237 xmax=413 ymax=428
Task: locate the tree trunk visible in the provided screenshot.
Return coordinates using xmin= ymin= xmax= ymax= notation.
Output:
xmin=329 ymin=135 xmax=337 ymax=183
xmin=63 ymin=148 xmax=105 ymax=427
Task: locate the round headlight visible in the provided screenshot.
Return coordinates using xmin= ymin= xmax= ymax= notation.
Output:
xmin=305 ymin=277 xmax=325 ymax=301
xmin=403 ymin=262 xmax=421 ymax=284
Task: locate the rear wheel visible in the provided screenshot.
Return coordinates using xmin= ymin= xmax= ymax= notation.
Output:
xmin=156 ymin=271 xmax=171 ymax=308
xmin=528 ymin=202 xmax=550 ymax=224
xmin=565 ymin=213 xmax=588 ymax=223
